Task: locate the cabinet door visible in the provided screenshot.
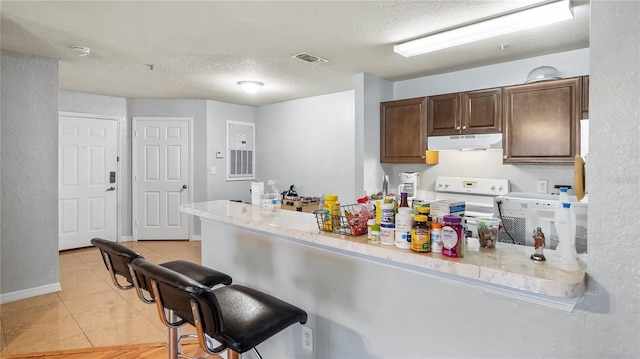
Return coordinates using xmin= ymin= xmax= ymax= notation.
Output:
xmin=503 ymin=78 xmax=581 ymax=164
xmin=380 ymin=97 xmax=427 ymax=163
xmin=462 ymin=88 xmax=502 ymax=134
xmin=427 ymin=93 xmax=461 ymax=136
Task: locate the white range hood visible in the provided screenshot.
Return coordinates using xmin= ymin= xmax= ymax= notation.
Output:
xmin=427 ymin=133 xmax=502 ymax=150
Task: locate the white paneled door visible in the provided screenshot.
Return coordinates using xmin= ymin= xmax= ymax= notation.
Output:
xmin=133 ymin=117 xmax=191 ymax=240
xmin=59 ymin=115 xmax=118 ymax=250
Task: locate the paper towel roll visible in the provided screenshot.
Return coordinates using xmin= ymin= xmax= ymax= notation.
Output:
xmin=251 ymin=182 xmax=264 ymax=205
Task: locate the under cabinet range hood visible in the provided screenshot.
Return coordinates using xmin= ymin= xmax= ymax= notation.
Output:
xmin=427 ymin=133 xmax=503 ymax=150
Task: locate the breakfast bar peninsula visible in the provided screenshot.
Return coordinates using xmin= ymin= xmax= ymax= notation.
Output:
xmin=182 ymin=200 xmax=588 ymax=358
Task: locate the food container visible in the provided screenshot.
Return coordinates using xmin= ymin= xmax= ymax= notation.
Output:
xmin=314 ymin=204 xmax=369 ymax=236
xmin=477 ymin=217 xmax=501 ymax=248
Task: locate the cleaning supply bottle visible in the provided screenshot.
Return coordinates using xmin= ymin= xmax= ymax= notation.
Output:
xmin=554 ymin=202 xmax=579 ymax=271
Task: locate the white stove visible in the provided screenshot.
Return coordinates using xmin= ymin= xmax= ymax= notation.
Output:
xmin=432 ymin=176 xmax=510 ymax=237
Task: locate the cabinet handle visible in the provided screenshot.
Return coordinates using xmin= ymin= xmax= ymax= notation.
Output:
xmin=503 ymin=155 xmax=507 ymax=159
xmin=422 ymin=155 xmax=426 ymax=159
xmin=462 ymin=125 xmax=467 ymax=130
xmin=456 ymin=126 xmax=461 ymax=131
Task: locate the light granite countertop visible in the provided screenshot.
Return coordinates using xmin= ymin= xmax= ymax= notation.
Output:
xmin=182 ymin=200 xmax=587 ymax=304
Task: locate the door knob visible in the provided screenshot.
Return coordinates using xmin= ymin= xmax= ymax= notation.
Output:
xmin=182 ymin=184 xmax=188 ymax=189
xmin=106 ymin=187 xmax=116 ymax=191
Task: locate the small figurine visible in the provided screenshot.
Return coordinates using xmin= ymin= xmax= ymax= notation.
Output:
xmin=530 ymin=227 xmax=546 ymax=261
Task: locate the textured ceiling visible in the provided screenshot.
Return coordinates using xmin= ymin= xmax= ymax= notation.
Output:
xmin=0 ymin=1 xmax=590 ymax=106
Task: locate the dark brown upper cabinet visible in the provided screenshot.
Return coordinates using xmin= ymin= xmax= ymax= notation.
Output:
xmin=427 ymin=88 xmax=502 ymax=136
xmin=502 ymin=77 xmax=581 ymax=165
xmin=380 ymin=97 xmax=427 ymax=163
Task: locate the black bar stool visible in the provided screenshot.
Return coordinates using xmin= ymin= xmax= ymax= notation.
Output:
xmin=131 ymin=257 xmax=308 ymax=359
xmin=90 ymin=238 xmax=232 ymax=358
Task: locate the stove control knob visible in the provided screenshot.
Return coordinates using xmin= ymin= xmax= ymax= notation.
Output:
xmin=498 ymin=186 xmax=504 ymax=191
xmin=445 ymin=184 xmax=449 ymax=188
xmin=491 ymin=185 xmax=496 ymax=190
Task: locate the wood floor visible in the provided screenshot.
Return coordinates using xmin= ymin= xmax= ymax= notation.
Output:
xmin=0 ymin=241 xmax=220 ymax=359
xmin=2 ymin=340 xmax=219 ymax=359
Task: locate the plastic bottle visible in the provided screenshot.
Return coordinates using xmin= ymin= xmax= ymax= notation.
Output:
xmin=411 ymin=215 xmax=430 ymax=253
xmin=380 ymin=202 xmax=395 ymax=225
xmin=395 ymin=207 xmax=413 ymax=249
xmin=370 ymin=225 xmax=380 ymax=243
xmin=323 ymin=195 xmax=340 ymax=231
xmin=554 ymin=202 xmax=579 ymax=271
xmin=261 ymin=180 xmax=281 ymax=210
xmin=441 ymin=215 xmax=464 ymax=258
xmin=431 ymin=222 xmax=442 ymax=253
xmin=558 ymin=186 xmax=569 ymax=204
xmin=380 ymin=223 xmax=395 ymax=246
xmin=367 ymin=219 xmax=376 ymax=240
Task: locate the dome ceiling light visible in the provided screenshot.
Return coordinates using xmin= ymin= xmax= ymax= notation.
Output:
xmin=238 ymin=81 xmax=264 ymax=94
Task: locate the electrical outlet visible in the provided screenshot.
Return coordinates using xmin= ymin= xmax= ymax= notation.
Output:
xmin=301 ymin=325 xmax=313 ymax=352
xmin=537 ymin=180 xmax=548 ymax=193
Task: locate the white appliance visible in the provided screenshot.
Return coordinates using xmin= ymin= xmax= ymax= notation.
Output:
xmin=427 ymin=133 xmax=502 ymax=150
xmin=398 ymin=172 xmax=420 ymax=198
xmin=432 ymin=176 xmax=510 ymax=237
xmin=493 ymin=192 xmax=588 ymax=253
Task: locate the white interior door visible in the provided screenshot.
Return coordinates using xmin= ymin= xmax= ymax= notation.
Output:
xmin=133 ymin=117 xmax=191 ymax=240
xmin=59 ymin=115 xmax=118 ymax=250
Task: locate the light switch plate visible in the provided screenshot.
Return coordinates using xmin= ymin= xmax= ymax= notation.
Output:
xmin=210 ymin=167 xmax=216 ymax=175
xmin=537 ymin=180 xmax=548 ymax=193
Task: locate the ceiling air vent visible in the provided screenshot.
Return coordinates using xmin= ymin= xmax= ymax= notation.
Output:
xmin=292 ymin=52 xmax=329 ymax=65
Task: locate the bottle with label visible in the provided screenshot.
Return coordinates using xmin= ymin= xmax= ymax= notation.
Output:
xmin=399 ymin=192 xmax=409 ymax=208
xmin=395 ymin=207 xmax=413 ymax=249
xmin=431 ymin=222 xmax=442 ymax=253
xmin=441 ymin=215 xmax=464 ymax=258
xmin=370 ymin=225 xmax=380 ymax=243
xmin=411 ymin=214 xmax=430 ymax=253
xmin=323 ymin=195 xmax=340 ymax=231
xmin=380 ymin=202 xmax=395 ymax=225
xmin=262 ymin=180 xmax=282 ymax=210
xmin=380 ymin=223 xmax=395 ymax=246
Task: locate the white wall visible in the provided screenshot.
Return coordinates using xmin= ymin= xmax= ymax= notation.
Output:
xmin=1 ymin=51 xmax=59 ymax=298
xmin=385 ymin=48 xmax=590 ymax=195
xmin=355 ymin=73 xmax=394 ymax=197
xmin=256 ymin=91 xmax=357 ymax=203
xmin=584 ymin=0 xmax=639 ymax=356
xmin=206 ymin=100 xmax=256 ymax=203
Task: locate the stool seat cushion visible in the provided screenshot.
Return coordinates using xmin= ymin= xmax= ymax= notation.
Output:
xmin=206 ymin=285 xmax=308 ymax=353
xmin=161 ymin=260 xmax=232 ymax=288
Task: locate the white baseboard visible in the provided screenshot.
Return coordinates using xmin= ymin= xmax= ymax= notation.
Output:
xmin=191 ymin=235 xmax=202 ymax=241
xmin=0 ymin=282 xmax=61 ymax=304
xmin=120 ymin=235 xmax=133 ymax=243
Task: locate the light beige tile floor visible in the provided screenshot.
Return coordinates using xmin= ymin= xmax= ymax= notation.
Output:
xmin=0 ymin=240 xmax=204 ymax=356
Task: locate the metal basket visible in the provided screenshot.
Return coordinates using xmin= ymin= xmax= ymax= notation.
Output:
xmin=314 ymin=204 xmax=369 ymax=236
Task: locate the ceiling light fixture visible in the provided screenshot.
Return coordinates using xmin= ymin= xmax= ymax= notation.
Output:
xmin=394 ymin=0 xmax=573 ymax=57
xmin=237 ymin=81 xmax=264 ymax=94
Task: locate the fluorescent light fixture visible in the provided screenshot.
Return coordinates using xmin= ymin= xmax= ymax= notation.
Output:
xmin=394 ymin=0 xmax=573 ymax=57
xmin=237 ymin=81 xmax=264 ymax=94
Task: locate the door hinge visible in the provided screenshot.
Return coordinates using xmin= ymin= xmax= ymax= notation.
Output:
xmin=117 ymin=156 xmax=120 ymax=162
xmin=135 ymin=219 xmax=138 ymax=226
xmin=135 ymin=175 xmax=138 ymax=181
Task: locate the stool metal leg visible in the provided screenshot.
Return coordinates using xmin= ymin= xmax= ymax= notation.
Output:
xmin=168 ymin=310 xmax=181 ymax=359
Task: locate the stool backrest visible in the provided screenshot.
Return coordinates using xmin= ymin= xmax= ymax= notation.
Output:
xmin=131 ymin=257 xmax=225 ymax=334
xmin=91 ymin=238 xmax=142 ymax=288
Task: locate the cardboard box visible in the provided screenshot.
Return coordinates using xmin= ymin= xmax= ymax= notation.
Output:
xmin=280 ymin=199 xmax=318 ymax=213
